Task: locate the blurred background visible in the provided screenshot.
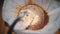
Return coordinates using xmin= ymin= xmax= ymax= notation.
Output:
xmin=0 ymin=0 xmax=8 ymax=34
xmin=0 ymin=0 xmax=60 ymax=34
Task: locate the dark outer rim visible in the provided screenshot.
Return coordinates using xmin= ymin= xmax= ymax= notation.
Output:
xmin=16 ymin=0 xmax=49 ymax=31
